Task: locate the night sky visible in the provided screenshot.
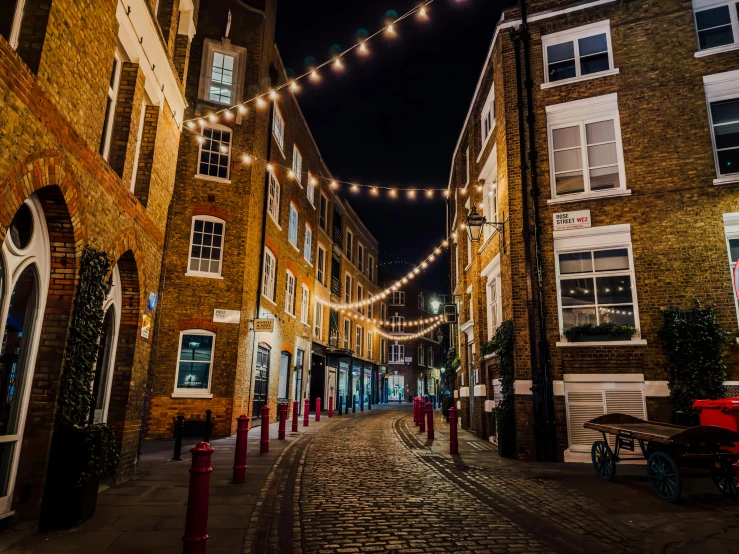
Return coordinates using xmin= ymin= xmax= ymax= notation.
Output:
xmin=275 ymin=0 xmax=511 ymax=293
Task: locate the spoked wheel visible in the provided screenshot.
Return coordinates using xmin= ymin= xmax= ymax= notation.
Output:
xmin=711 ymin=460 xmax=739 ymax=498
xmin=591 ymin=440 xmax=616 ymax=481
xmin=647 ymin=451 xmax=682 ymax=502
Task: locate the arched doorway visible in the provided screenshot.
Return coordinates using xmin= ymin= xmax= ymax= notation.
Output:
xmin=0 ymin=197 xmax=50 ymax=514
xmin=91 ymin=265 xmax=122 ymax=424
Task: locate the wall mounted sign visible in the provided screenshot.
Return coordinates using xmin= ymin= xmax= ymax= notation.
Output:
xmin=141 ymin=314 xmax=151 ymax=339
xmin=553 ymin=210 xmax=591 ymax=231
xmin=147 ymin=292 xmax=158 ymax=311
xmin=254 ymin=318 xmax=275 ymax=332
xmin=213 ymin=309 xmax=240 ymax=324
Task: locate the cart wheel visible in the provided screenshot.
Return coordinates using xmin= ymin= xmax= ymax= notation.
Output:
xmin=711 ymin=460 xmax=738 ymax=498
xmin=591 ymin=441 xmax=616 ymax=481
xmin=647 ymin=451 xmax=682 ymax=502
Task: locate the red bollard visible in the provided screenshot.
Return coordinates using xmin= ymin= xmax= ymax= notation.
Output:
xmin=183 ymin=441 xmax=214 ymax=554
xmin=427 ymin=402 xmax=434 ymax=440
xmin=328 ymin=396 xmax=333 ymax=418
xmin=414 ymin=397 xmax=419 ymax=426
xmin=419 ymin=402 xmax=426 ymax=433
xmin=303 ymin=398 xmax=310 ymax=427
xmin=278 ymin=403 xmax=287 ymax=440
xmin=292 ymin=400 xmax=299 ymax=432
xmin=260 ymin=405 xmax=270 ymax=453
xmin=232 ymin=414 xmax=250 ymax=484
xmin=449 ymin=406 xmax=459 ymax=455
xmin=316 ymin=397 xmax=321 ymax=422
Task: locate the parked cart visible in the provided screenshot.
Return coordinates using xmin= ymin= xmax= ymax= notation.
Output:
xmin=584 ymin=413 xmax=739 ymax=502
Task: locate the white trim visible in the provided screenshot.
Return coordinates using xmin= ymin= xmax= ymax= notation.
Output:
xmin=273 ymin=104 xmax=286 ymax=153
xmin=171 ymin=392 xmax=213 ymax=399
xmin=692 ymin=0 xmax=739 ymax=55
xmin=564 ymin=373 xmax=644 ymax=382
xmin=515 ymin=380 xmax=533 ymax=395
xmin=459 ymin=387 xmax=470 ymax=398
xmin=196 ymin=123 xmax=232 ymax=180
xmin=704 ymin=70 xmax=739 ymax=181
xmin=173 ymin=329 xmax=216 ymax=395
xmin=553 ymin=380 xmax=564 ymax=396
xmin=262 ymin=248 xmax=277 ymax=303
xmin=714 ymin=176 xmax=739 ymax=186
xmin=94 ymin=265 xmax=123 ymax=424
xmin=557 ymin=340 xmax=647 ymax=347
xmin=199 ymin=38 xmax=246 ymax=106
xmin=473 ymin=384 xmax=487 ymax=397
xmin=553 ymin=223 xmax=631 ymax=249
xmin=695 ymin=43 xmax=739 ymax=57
xmin=541 ymin=20 xmax=616 ymax=86
xmin=484 ymin=400 xmax=495 ymax=412
xmin=267 ymin=173 xmax=281 ymax=226
xmin=7 ymin=0 xmax=25 ymax=50
xmin=186 ymin=215 xmax=225 ymax=278
xmin=547 ymin=188 xmax=631 ymax=205
xmin=644 ymin=381 xmax=670 ymax=397
xmin=541 ymin=68 xmax=619 ymax=89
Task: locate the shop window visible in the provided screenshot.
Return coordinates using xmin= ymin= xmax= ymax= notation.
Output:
xmin=187 ymin=216 xmax=225 ymax=277
xmin=174 ymin=331 xmax=215 ymax=395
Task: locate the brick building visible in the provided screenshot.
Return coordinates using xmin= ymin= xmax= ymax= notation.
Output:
xmin=0 ymin=0 xmax=193 ymax=521
xmin=146 ymin=0 xmax=388 ymax=438
xmin=448 ymin=0 xmax=739 ymax=461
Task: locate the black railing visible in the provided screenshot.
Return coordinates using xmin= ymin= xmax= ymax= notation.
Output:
xmin=331 ymin=276 xmax=341 ymax=296
xmin=333 ymin=226 xmax=343 ymax=249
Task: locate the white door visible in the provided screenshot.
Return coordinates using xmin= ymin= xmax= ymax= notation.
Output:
xmin=325 ymin=367 xmax=337 ymax=404
xmin=0 ymin=197 xmax=50 ymax=515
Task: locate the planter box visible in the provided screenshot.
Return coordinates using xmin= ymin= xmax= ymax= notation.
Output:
xmin=566 ymin=334 xmax=634 ymax=343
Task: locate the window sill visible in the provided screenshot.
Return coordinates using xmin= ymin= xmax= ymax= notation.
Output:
xmin=304 ymin=258 xmax=313 ymax=266
xmin=556 ymin=339 xmax=647 ymax=347
xmin=285 ymin=312 xmax=296 ymax=320
xmin=476 ymin=129 xmax=495 ymax=164
xmin=194 ymin=174 xmax=231 ymax=184
xmin=547 ymin=188 xmax=631 ymax=205
xmin=268 ymin=215 xmax=282 ymax=230
xmin=171 ymin=392 xmax=213 ymax=399
xmin=477 ymin=230 xmax=498 ymax=254
xmin=185 ymin=272 xmax=224 ymax=279
xmin=290 ymin=242 xmax=300 ymax=253
xmin=261 ymin=294 xmax=278 ymax=308
xmin=464 ymin=263 xmax=473 ymax=272
xmin=714 ymin=175 xmax=739 ymax=186
xmin=541 ymin=68 xmax=620 ymax=89
xmin=695 ymin=43 xmax=739 ymax=58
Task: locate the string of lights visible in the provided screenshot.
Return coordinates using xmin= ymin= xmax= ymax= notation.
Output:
xmin=183 ymin=1 xmax=434 ymax=125
xmin=335 ymin=314 xmax=442 ymax=328
xmin=374 ymin=320 xmax=443 ymax=341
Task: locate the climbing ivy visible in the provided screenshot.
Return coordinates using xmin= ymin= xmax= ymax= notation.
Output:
xmin=491 ymin=320 xmax=515 ymax=458
xmin=660 ymin=303 xmax=728 ymax=415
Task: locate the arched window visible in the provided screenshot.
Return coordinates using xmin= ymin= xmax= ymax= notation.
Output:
xmin=91 ymin=264 xmax=122 ymax=423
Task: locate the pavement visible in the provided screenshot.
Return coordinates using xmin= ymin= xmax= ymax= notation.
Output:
xmin=2 ymin=404 xmax=739 ymax=553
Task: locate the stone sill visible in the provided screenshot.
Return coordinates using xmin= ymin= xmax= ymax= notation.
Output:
xmin=185 ymin=272 xmax=224 ymax=280
xmin=714 ymin=176 xmax=739 ymax=186
xmin=695 ymin=43 xmax=739 ymax=58
xmin=547 ymin=188 xmax=631 ymax=205
xmin=171 ymin=392 xmax=213 ymax=399
xmin=540 ymin=68 xmax=620 ymax=89
xmin=194 ymin=174 xmax=231 ymax=185
xmin=556 ymin=339 xmax=647 ymax=347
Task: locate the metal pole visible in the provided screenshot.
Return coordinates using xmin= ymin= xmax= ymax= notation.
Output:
xmin=172 ymin=415 xmax=184 ymax=461
xmin=203 ymin=410 xmax=212 ymax=443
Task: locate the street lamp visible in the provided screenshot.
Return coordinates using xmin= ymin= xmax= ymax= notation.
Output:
xmin=464 ymin=205 xmax=507 ymax=253
xmin=430 ymin=298 xmax=442 ymax=315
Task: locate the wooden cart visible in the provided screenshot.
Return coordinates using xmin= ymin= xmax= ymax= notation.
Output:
xmin=584 ymin=413 xmax=739 ymax=502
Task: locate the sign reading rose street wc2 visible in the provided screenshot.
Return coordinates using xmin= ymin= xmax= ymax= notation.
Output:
xmin=553 ymin=210 xmax=591 ymax=232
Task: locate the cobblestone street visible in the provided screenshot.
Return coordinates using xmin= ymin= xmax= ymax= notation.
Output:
xmin=246 ymin=405 xmax=739 ymax=554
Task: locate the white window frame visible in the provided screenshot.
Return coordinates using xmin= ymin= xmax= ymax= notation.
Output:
xmin=199 ymin=38 xmax=246 ymax=105
xmin=344 ymin=273 xmax=352 ymax=304
xmin=197 ymin=123 xmax=232 ymax=182
xmin=186 ymin=216 xmax=226 ymax=278
xmin=465 ymin=147 xmax=470 ymax=186
xmin=273 ymin=104 xmax=285 ymax=152
xmin=480 ymin=83 xmax=495 ymax=149
xmin=418 ymin=345 xmax=425 ymax=367
xmin=307 ymin=173 xmax=315 ymax=205
xmin=262 ymin=248 xmax=277 ymax=303
xmin=300 ymin=284 xmax=310 ymax=324
xmin=368 ymin=254 xmax=375 ymax=281
xmin=390 ymin=342 xmax=405 ymax=363
xmin=101 ymin=49 xmax=123 ymax=160
xmin=314 ymin=301 xmax=324 ymax=340
xmin=288 ymin=203 xmax=299 ymax=248
xmin=390 ymin=314 xmax=405 ymax=333
xmin=267 ymin=173 xmax=281 ymax=226
xmin=479 ymin=144 xmax=499 ymax=244
xmin=303 ymin=224 xmax=313 ymax=263
xmin=174 ymin=329 xmax=216 ymax=397
xmin=428 ymin=349 xmax=434 ymax=368
xmin=292 ymin=145 xmax=303 ymax=185
xmin=390 ymin=291 xmax=405 ymax=306
xmin=346 ymin=229 xmax=353 ymax=260
xmin=482 ymin=254 xmax=502 ymax=340
xmin=554 ymin=224 xmax=644 ymax=346
xmin=418 ymin=293 xmax=425 ymax=310
xmin=723 ymin=212 xmax=739 ymax=328
xmin=7 ymin=0 xmax=26 ymax=50
xmin=317 ymin=246 xmax=326 ymax=285
xmin=285 ymin=270 xmax=296 ymax=316
xmin=319 ymin=193 xmax=329 ymax=230
xmin=367 ymin=332 xmax=373 ymax=358
xmin=130 ymin=100 xmax=147 ymax=192
xmin=357 ymin=284 xmax=363 ymax=314
xmin=380 ymin=338 xmax=387 ymax=364
xmin=541 ymin=20 xmax=617 ymax=88
xmin=546 ymin=93 xmax=629 ymax=202
xmin=693 ymin=0 xmax=739 ymax=56
xmin=704 ymin=70 xmax=739 ymax=184
xmin=357 ymin=243 xmax=364 ymax=272
xmin=356 ymin=325 xmax=363 ymax=356
xmin=343 ymin=318 xmax=351 ymax=350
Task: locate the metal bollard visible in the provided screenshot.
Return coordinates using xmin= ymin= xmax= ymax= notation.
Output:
xmin=260 ymin=405 xmax=270 ymax=453
xmin=172 ymin=415 xmax=185 ymax=461
xmin=415 ymin=398 xmax=420 ymax=426
xmin=368 ymin=392 xmax=372 ymax=410
xmin=352 ymin=394 xmax=356 ymax=414
xmin=183 ymin=441 xmax=214 ymax=554
xmin=419 ymin=402 xmax=426 ymax=433
xmin=303 ymin=398 xmax=310 ymax=427
xmin=232 ymin=414 xmax=250 ymax=484
xmin=292 ymin=400 xmax=299 ymax=432
xmin=427 ymin=402 xmax=434 ymax=440
xmin=278 ymin=403 xmax=287 ymax=440
xmin=338 ymin=395 xmax=343 ymax=416
xmin=449 ymin=407 xmax=459 ymax=455
xmin=204 ymin=409 xmax=212 ymax=443
xmin=398 ymin=395 xmax=401 ymax=404
xmin=328 ymin=395 xmax=334 ymax=418
xmin=413 ymin=398 xmax=417 ymax=425
xmin=316 ymin=397 xmax=321 ymax=422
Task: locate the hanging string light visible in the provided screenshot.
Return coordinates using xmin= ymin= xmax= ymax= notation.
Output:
xmin=181 ymin=1 xmax=434 ymax=125
xmin=375 ymin=320 xmax=443 ymax=342
xmin=377 ymin=315 xmax=443 ymax=327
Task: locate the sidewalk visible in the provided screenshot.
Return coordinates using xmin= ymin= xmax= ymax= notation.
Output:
xmin=0 ymin=412 xmax=327 ymax=554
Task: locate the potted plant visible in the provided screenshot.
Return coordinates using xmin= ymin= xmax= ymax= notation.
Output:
xmin=562 ymin=323 xmax=638 ymax=343
xmin=40 ymin=248 xmax=119 ymax=531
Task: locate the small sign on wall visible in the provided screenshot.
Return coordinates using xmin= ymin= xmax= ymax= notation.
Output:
xmin=254 ymin=318 xmax=275 ymax=332
xmin=141 ymin=314 xmax=151 ymax=339
xmin=213 ymin=309 xmax=241 ymax=324
xmin=554 ymin=210 xmax=591 ymax=231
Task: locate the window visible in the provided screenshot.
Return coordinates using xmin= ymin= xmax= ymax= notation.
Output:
xmin=198 ymin=125 xmax=232 ymax=180
xmin=199 ymin=39 xmax=246 ymax=105
xmin=542 ymin=21 xmax=614 ymax=85
xmin=418 ymin=345 xmax=425 ymax=367
xmin=307 ymin=174 xmax=315 ymax=205
xmin=367 ymin=332 xmax=373 ymax=358
xmin=546 ymin=94 xmax=626 ymax=199
xmin=418 ymin=294 xmax=425 ymax=310
xmin=390 ymin=315 xmax=405 ymax=333
xmin=428 ymin=349 xmax=434 ymax=368
xmin=705 ymin=71 xmax=739 ymax=180
xmin=381 ymin=339 xmax=387 ymax=364
xmin=344 ymin=274 xmax=352 ymax=304
xmin=314 ymin=302 xmax=324 ymax=340
xmin=262 ymin=248 xmax=277 ymax=302
xmin=209 ymin=52 xmax=236 ymax=104
xmin=175 ymin=331 xmax=215 ymax=395
xmin=346 ymin=230 xmax=353 ymax=260
xmin=465 ymin=147 xmax=470 ymax=186
xmin=343 ymin=318 xmax=351 ymax=349
xmin=288 ymin=203 xmax=299 ymax=247
xmin=481 ymin=83 xmax=495 ymax=145
xmin=390 ymin=291 xmax=405 ymax=306
xmin=381 ymin=303 xmax=387 ymax=321
xmin=390 ymin=342 xmax=405 ymax=363
xmin=187 ymin=216 xmax=225 ymax=277
xmin=267 ymin=173 xmax=281 ymax=224
xmin=292 ymin=146 xmax=303 ymax=184
xmin=100 ymin=50 xmax=122 ymax=159
xmin=367 ymin=302 xmax=373 ymax=319
xmin=357 ymin=244 xmax=364 ymax=271
xmin=317 ymin=246 xmax=326 ymax=285
xmin=285 ymin=271 xmax=296 ymax=316
xmin=273 ymin=105 xmax=285 ymax=151
xmin=465 ymin=199 xmax=472 ymax=266
xmin=554 ymin=224 xmax=640 ymax=341
xmin=4 ymin=0 xmax=25 ymax=50
xmin=368 ymin=255 xmax=375 ymax=281
xmin=356 ymin=325 xmax=363 ymax=356
xmin=319 ymin=194 xmax=328 ymax=230
xmin=357 ymin=284 xmax=363 ymax=314
xmin=300 ymin=284 xmax=309 ymax=324
xmin=304 ymin=224 xmax=313 ymax=263
xmin=694 ymin=1 xmax=739 ymax=51
xmin=130 ymin=101 xmax=147 ymax=193
xmin=723 ymin=212 xmax=739 ymax=327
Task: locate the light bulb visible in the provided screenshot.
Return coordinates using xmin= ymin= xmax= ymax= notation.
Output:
xmin=224 ymin=110 xmax=234 ymax=120
xmin=459 ymin=223 xmax=467 ymax=230
xmin=371 ymin=187 xmax=379 ymax=195
xmin=435 ymin=248 xmax=441 ymax=254
xmin=290 ymin=81 xmax=298 ymax=91
xmin=310 ymin=176 xmax=318 ymax=185
xmin=421 ymin=262 xmax=428 ymax=268
xmin=198 ymin=118 xmax=205 ymax=127
xmin=460 ymin=187 xmax=468 ymax=196
xmin=288 ymin=170 xmax=295 ymax=179
xmin=426 ymin=190 xmax=433 ymax=198
xmin=442 ymin=240 xmax=448 ymax=247
xmin=390 ymin=189 xmax=397 ymax=197
xmin=267 ymin=163 xmax=274 ymax=172
xmin=257 ymin=97 xmax=267 ymax=108
xmin=408 ymin=190 xmax=416 ymax=198
xmin=196 ymin=136 xmax=205 ymax=144
xmin=186 ymin=121 xmax=195 ymax=129
xmin=420 ymin=6 xmax=427 ymax=16
xmin=359 ymin=42 xmax=368 ymax=53
xmin=443 ymin=190 xmax=450 ymax=197
xmin=351 ymin=184 xmax=359 ymax=192
xmin=208 ymin=114 xmax=217 ymax=123
xmin=311 ymin=70 xmax=319 ymax=80
xmin=242 ymin=154 xmax=252 ymax=164
xmin=238 ymin=105 xmax=247 ymax=114
xmin=387 ymin=24 xmax=395 ymax=34
xmin=269 ymin=90 xmax=277 ymax=100
xmin=330 ymin=181 xmax=338 ymax=189
xmin=334 ymin=58 xmax=342 ymax=69
xmin=220 ymin=145 xmax=228 ymax=153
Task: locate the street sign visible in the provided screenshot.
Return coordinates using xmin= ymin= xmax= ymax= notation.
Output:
xmin=553 ymin=210 xmax=591 ymax=232
xmin=254 ymin=318 xmax=274 ymax=332
xmin=443 ymin=304 xmax=457 ymax=324
xmin=213 ymin=309 xmax=240 ymax=324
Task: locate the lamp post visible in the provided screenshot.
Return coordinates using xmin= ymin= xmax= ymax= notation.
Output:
xmin=464 ymin=205 xmax=506 ymax=253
